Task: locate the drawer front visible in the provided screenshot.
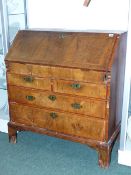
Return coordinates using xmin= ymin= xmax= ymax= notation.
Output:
xmin=53 ymin=80 xmax=107 ymax=99
xmin=8 ymin=86 xmax=106 ymax=119
xmin=10 ymin=103 xmax=33 ymax=126
xmin=7 ymin=73 xmax=51 ymax=90
xmin=7 ymin=62 xmax=106 ymax=83
xmin=9 ymin=103 xmax=106 ymax=141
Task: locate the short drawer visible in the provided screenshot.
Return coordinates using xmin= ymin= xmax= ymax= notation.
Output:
xmin=9 ymin=103 xmax=106 ymax=141
xmin=53 ymin=80 xmax=108 ymax=99
xmin=7 ymin=62 xmax=106 ymax=83
xmin=7 ymin=73 xmax=51 ymax=90
xmin=8 ymin=86 xmax=106 ymax=119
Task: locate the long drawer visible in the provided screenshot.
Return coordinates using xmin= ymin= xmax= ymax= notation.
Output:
xmin=7 ymin=62 xmax=107 ymax=83
xmin=8 ymin=86 xmax=106 ymax=119
xmin=10 ymin=103 xmax=106 ymax=141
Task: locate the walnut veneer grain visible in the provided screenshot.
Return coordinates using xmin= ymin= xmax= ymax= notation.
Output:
xmin=5 ymin=30 xmax=127 ymax=168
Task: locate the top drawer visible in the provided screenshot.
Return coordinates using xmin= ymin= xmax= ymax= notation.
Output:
xmin=6 ymin=62 xmax=108 ymax=84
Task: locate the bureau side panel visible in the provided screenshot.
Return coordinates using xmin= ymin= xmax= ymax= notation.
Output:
xmin=108 ymin=33 xmax=127 ymax=140
xmin=115 ymin=33 xmax=127 ymax=126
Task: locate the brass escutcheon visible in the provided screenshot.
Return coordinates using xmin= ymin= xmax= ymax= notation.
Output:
xmin=48 ymin=95 xmax=56 ymax=101
xmin=50 ymin=112 xmax=58 ymax=119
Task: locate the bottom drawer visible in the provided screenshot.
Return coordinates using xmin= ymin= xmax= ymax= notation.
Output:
xmin=10 ymin=103 xmax=106 ymax=141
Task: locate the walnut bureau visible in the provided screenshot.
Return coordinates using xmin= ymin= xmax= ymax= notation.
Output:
xmin=5 ymin=30 xmax=127 ymax=168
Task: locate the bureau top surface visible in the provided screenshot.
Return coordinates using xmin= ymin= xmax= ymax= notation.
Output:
xmin=5 ymin=30 xmax=120 ymax=71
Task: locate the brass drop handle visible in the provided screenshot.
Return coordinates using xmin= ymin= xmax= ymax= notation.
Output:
xmin=26 ymin=95 xmax=35 ymax=101
xmin=23 ymin=76 xmax=34 ymax=83
xmin=50 ymin=112 xmax=58 ymax=119
xmin=48 ymin=95 xmax=56 ymax=101
xmin=70 ymin=83 xmax=81 ymax=89
xmin=71 ymin=103 xmax=82 ymax=109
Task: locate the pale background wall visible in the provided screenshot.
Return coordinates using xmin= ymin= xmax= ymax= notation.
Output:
xmin=27 ymin=0 xmax=129 ymax=32
xmin=27 ymin=0 xmax=131 ymax=166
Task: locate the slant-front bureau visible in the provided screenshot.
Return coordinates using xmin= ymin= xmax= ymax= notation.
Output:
xmin=5 ymin=30 xmax=127 ymax=168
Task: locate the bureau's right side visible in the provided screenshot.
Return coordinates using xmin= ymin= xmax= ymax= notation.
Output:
xmin=98 ymin=32 xmax=127 ymax=168
xmin=108 ymin=32 xmax=127 ymax=140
